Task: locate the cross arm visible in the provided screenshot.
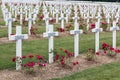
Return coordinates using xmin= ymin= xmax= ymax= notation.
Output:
xmin=70 ymin=30 xmax=83 ymax=35
xmin=43 ymin=32 xmax=59 ymax=37
xmin=92 ymin=28 xmax=103 ymax=33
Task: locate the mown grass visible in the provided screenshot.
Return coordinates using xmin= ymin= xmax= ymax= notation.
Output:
xmin=52 ymin=61 xmax=120 ymax=80
xmin=0 ymin=31 xmax=120 ymax=69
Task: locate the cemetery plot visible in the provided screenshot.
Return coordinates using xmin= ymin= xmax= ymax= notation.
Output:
xmin=0 ymin=0 xmax=120 ymax=80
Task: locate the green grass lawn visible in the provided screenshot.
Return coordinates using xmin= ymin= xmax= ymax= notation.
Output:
xmin=52 ymin=61 xmax=120 ymax=80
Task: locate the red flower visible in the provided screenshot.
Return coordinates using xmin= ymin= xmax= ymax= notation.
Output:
xmin=90 ymin=23 xmax=95 ymax=30
xmin=49 ymin=18 xmax=55 ymax=23
xmin=96 ymin=52 xmax=100 ymax=55
xmin=61 ymin=61 xmax=65 ymax=65
xmin=73 ymin=61 xmax=78 ymax=65
xmin=12 ymin=57 xmax=16 ymax=62
xmin=102 ymin=43 xmax=109 ymax=50
xmin=40 ymin=15 xmax=44 ymax=19
xmin=22 ymin=55 xmax=26 ymax=59
xmin=88 ymin=48 xmax=92 ymax=51
xmin=23 ymin=64 xmax=27 ymax=67
xmin=28 ymin=54 xmax=33 ymax=58
xmin=64 ymin=49 xmax=69 ymax=53
xmin=103 ymin=50 xmax=107 ymax=54
xmin=41 ymin=63 xmax=46 ymax=67
xmin=37 ymin=62 xmax=41 ymax=65
xmin=27 ymin=61 xmax=35 ymax=67
xmin=61 ymin=56 xmax=65 ymax=61
xmin=10 ymin=34 xmax=14 ymax=36
xmin=101 ymin=21 xmax=108 ymax=25
xmin=36 ymin=54 xmax=43 ymax=60
xmin=109 ymin=47 xmax=114 ymax=51
xmin=115 ymin=49 xmax=120 ymax=53
xmin=54 ymin=53 xmax=59 ymax=61
xmin=57 ymin=28 xmax=65 ymax=32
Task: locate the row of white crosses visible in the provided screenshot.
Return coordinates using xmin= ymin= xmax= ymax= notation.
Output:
xmin=3 ymin=3 xmax=40 ymax=35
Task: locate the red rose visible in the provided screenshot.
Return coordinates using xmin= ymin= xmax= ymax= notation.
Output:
xmin=37 ymin=62 xmax=41 ymax=65
xmin=54 ymin=53 xmax=59 ymax=61
xmin=109 ymin=47 xmax=114 ymax=51
xmin=90 ymin=23 xmax=95 ymax=29
xmin=28 ymin=54 xmax=33 ymax=58
xmin=61 ymin=61 xmax=65 ymax=65
xmin=22 ymin=55 xmax=26 ymax=59
xmin=96 ymin=52 xmax=100 ymax=55
xmin=73 ymin=61 xmax=78 ymax=65
xmin=27 ymin=61 xmax=35 ymax=67
xmin=41 ymin=63 xmax=46 ymax=67
xmin=12 ymin=57 xmax=16 ymax=62
xmin=36 ymin=54 xmax=43 ymax=60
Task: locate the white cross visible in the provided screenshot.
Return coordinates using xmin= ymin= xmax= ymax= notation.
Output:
xmin=92 ymin=22 xmax=103 ymax=52
xmin=70 ymin=23 xmax=83 ymax=57
xmin=14 ymin=6 xmax=18 ymax=19
xmin=24 ymin=6 xmax=29 ymax=20
xmin=55 ymin=9 xmax=59 ymax=23
xmin=73 ymin=12 xmax=79 ymax=27
xmin=9 ymin=26 xmax=28 ymax=70
xmin=43 ymin=25 xmax=59 ymax=63
xmin=59 ymin=13 xmax=65 ymax=29
xmin=18 ymin=5 xmax=24 ymax=25
xmin=85 ymin=12 xmax=91 ymax=30
xmin=32 ymin=9 xmax=38 ymax=24
xmin=7 ymin=12 xmax=15 ymax=39
xmin=43 ymin=12 xmax=51 ymax=32
xmin=65 ymin=9 xmax=70 ymax=23
xmin=4 ymin=9 xmax=9 ymax=26
xmin=26 ymin=13 xmax=34 ymax=35
xmin=96 ymin=12 xmax=101 ymax=25
xmin=110 ymin=21 xmax=119 ymax=49
xmin=115 ymin=12 xmax=119 ymax=23
xmin=106 ymin=13 xmax=111 ymax=24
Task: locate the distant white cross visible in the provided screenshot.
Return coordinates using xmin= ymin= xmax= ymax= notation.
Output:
xmin=43 ymin=12 xmax=51 ymax=32
xmin=7 ymin=12 xmax=15 ymax=39
xmin=55 ymin=9 xmax=59 ymax=23
xmin=59 ymin=13 xmax=65 ymax=29
xmin=73 ymin=12 xmax=79 ymax=28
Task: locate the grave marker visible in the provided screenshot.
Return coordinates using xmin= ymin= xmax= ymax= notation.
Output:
xmin=92 ymin=22 xmax=103 ymax=52
xmin=70 ymin=23 xmax=83 ymax=57
xmin=9 ymin=26 xmax=28 ymax=70
xmin=43 ymin=25 xmax=59 ymax=63
xmin=110 ymin=21 xmax=119 ymax=49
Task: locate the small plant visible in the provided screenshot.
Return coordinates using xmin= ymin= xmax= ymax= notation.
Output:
xmin=53 ymin=48 xmax=78 ymax=69
xmin=85 ymin=48 xmax=100 ymax=61
xmin=49 ymin=18 xmax=56 ymax=24
xmin=12 ymin=54 xmax=46 ymax=75
xmin=101 ymin=43 xmax=120 ymax=57
xmin=56 ymin=27 xmax=65 ymax=32
xmin=101 ymin=21 xmax=108 ymax=31
xmin=65 ymin=24 xmax=73 ymax=31
xmin=89 ymin=23 xmax=95 ymax=30
xmin=39 ymin=15 xmax=44 ymax=20
xmin=30 ymin=27 xmax=38 ymax=36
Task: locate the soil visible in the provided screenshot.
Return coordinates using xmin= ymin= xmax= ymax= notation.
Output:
xmin=0 ymin=52 xmax=120 ymax=80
